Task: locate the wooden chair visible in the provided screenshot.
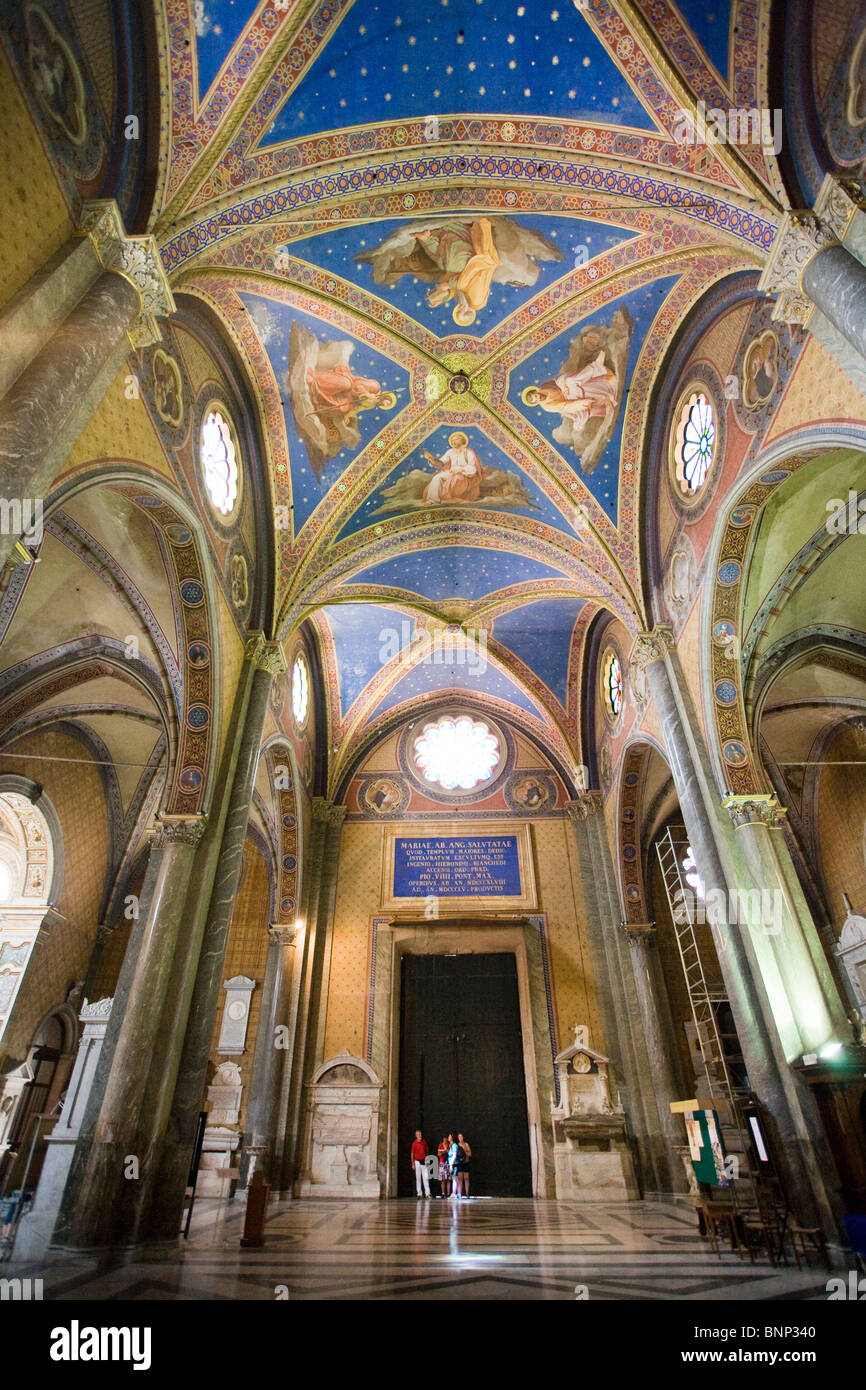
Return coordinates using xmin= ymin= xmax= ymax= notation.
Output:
xmin=788 ymin=1221 xmax=831 ymax=1271
xmin=696 ymin=1200 xmax=739 ymax=1255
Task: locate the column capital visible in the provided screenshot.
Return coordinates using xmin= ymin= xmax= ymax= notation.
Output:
xmin=80 ymin=996 xmax=114 ymax=1022
xmin=79 ymin=199 xmax=175 ymax=348
xmin=244 ymin=631 xmax=287 ymax=676
xmin=312 ymin=797 xmax=347 ymax=827
xmin=721 ymin=793 xmax=787 ymax=829
xmin=565 ymin=791 xmax=603 ymax=821
xmin=814 ymin=174 xmax=866 ymax=242
xmin=148 ymin=813 xmax=208 ymax=848
xmin=622 ymin=922 xmax=657 ymax=947
xmin=268 ymin=924 xmax=299 ymax=947
xmin=758 ymin=210 xmax=838 ymax=325
xmin=629 ymin=624 xmax=675 ymax=671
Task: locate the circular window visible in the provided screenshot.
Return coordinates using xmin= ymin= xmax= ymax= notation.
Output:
xmin=412 ymin=714 xmax=501 ymax=792
xmin=291 ymin=654 xmax=309 ymax=727
xmin=602 ymin=649 xmax=623 ymax=721
xmin=200 ymin=407 xmax=240 ymax=518
xmin=672 ymin=390 xmax=716 ymax=500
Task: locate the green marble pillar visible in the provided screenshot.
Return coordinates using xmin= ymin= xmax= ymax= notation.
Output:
xmin=143 ymin=635 xmax=285 ymax=1242
xmin=54 ymin=814 xmax=206 ymax=1250
xmin=243 ymin=924 xmax=299 ymax=1182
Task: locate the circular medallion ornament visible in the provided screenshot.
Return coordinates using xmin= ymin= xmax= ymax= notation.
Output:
xmin=717 ymin=560 xmax=742 ymax=586
xmin=186 ymin=704 xmax=210 ymax=730
xmin=728 ymin=506 xmax=756 ymax=529
xmin=180 ymin=579 xmax=205 ymax=606
xmin=713 ymin=619 xmax=736 ymax=646
xmin=714 ymin=680 xmax=738 ymax=706
xmin=722 ymin=740 xmax=748 ymax=767
xmin=759 ymin=470 xmax=789 ymax=485
xmin=187 ymin=641 xmax=210 ymax=668
xmin=179 ymin=766 xmax=203 ymax=793
xmin=741 ymin=330 xmax=779 ymax=409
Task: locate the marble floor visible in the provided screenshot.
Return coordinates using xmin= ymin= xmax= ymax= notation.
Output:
xmin=7 ymin=1199 xmax=834 ymax=1301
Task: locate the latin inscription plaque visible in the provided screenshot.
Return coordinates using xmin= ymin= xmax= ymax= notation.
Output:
xmin=393 ymin=835 xmax=521 ymax=898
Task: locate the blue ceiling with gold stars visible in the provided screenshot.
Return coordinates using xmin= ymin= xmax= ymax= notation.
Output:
xmin=158 ymin=0 xmax=776 ymax=782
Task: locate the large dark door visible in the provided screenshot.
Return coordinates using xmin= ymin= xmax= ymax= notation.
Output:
xmin=397 ymin=951 xmax=532 ymax=1197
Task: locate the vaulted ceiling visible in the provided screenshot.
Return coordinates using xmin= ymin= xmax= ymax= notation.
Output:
xmin=148 ymin=0 xmax=788 ymax=775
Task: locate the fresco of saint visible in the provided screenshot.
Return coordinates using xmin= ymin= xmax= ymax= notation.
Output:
xmin=289 ymin=323 xmax=396 ymax=478
xmin=356 ymin=216 xmax=563 ymax=325
xmin=371 ymin=432 xmax=536 ymax=515
xmin=521 ymin=308 xmax=633 ymax=474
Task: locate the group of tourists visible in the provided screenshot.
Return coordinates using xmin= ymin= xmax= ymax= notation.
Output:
xmin=410 ymin=1131 xmax=472 ymax=1198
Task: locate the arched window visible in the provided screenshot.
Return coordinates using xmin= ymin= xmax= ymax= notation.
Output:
xmin=291 ymin=654 xmax=310 ymax=728
xmin=200 ymin=407 xmax=240 ymax=519
xmin=602 ymin=650 xmax=623 ymax=721
xmin=0 ymin=790 xmax=55 ymax=1043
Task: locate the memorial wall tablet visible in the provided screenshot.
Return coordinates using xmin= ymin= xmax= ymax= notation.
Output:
xmin=381 ymin=821 xmax=536 ymax=914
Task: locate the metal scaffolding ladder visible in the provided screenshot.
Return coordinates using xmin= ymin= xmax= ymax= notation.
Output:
xmin=655 ymin=828 xmax=755 ymax=1196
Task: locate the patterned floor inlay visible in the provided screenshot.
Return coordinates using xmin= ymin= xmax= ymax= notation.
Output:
xmin=7 ymin=1200 xmax=833 ymax=1301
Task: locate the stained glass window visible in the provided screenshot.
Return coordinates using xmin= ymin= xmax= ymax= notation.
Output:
xmin=674 ymin=391 xmax=715 ymax=495
xmin=412 ymin=715 xmax=500 ymax=791
xmin=200 ymin=409 xmax=239 ymax=517
xmin=292 ymin=654 xmax=309 ymax=726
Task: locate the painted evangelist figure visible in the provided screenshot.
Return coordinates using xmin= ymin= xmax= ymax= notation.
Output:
xmin=522 ymin=308 xmax=633 ymax=474
xmin=289 ymin=323 xmax=396 ymax=478
xmin=371 ymin=432 xmax=536 ymax=515
xmin=355 ymin=217 xmax=563 ymax=326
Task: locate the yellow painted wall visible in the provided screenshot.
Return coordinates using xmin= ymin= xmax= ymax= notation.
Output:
xmin=323 ymin=815 xmax=602 ymax=1062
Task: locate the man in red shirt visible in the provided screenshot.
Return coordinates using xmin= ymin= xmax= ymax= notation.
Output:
xmin=410 ymin=1131 xmax=430 ymax=1197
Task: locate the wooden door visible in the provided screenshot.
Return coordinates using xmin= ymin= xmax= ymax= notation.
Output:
xmin=397 ymin=951 xmax=532 ymax=1197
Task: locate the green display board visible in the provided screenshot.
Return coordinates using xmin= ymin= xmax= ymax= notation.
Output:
xmin=683 ymin=1109 xmax=728 ymax=1186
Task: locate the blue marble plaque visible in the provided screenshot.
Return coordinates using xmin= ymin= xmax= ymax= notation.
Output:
xmin=393 ymin=835 xmax=521 ymax=898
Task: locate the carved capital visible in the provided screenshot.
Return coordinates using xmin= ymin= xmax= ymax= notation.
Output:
xmin=565 ymin=791 xmax=602 ymax=821
xmin=629 ymin=624 xmax=675 ymax=671
xmin=623 ymin=922 xmax=656 ymax=947
xmin=80 ymin=995 xmax=113 ymax=1021
xmin=268 ymin=924 xmax=299 ymax=947
xmin=244 ymin=631 xmax=286 ymax=676
xmin=79 ymin=199 xmax=175 ymax=347
xmin=758 ymin=210 xmax=838 ymax=325
xmin=814 ymin=174 xmax=866 ymax=242
xmin=312 ymin=797 xmax=347 ymax=827
xmin=149 ymin=813 xmax=207 ymax=848
xmin=721 ymin=793 xmax=787 ymax=829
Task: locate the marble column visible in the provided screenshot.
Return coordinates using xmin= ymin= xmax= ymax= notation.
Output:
xmin=53 ymin=814 xmax=207 ymax=1250
xmin=0 ymin=201 xmax=173 ymax=573
xmin=0 ymin=234 xmax=102 ymax=400
xmin=279 ymin=800 xmax=345 ymax=1194
xmin=631 ymin=625 xmax=844 ymax=1237
xmin=623 ymin=922 xmax=690 ymax=1189
xmin=144 ymin=635 xmax=285 ymax=1242
xmin=243 ymin=924 xmax=299 ymax=1183
xmin=566 ymin=795 xmax=674 ymax=1195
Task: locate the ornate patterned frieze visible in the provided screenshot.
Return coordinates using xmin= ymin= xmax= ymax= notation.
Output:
xmin=312 ymin=798 xmax=348 ymax=828
xmin=721 ymin=794 xmax=787 ymax=829
xmin=565 ymin=791 xmax=603 ymax=821
xmin=149 ymin=813 xmax=208 ymax=848
xmin=758 ymin=211 xmax=838 ymax=325
xmin=628 ymin=624 xmax=675 ymax=671
xmin=79 ymin=200 xmax=175 ymax=348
